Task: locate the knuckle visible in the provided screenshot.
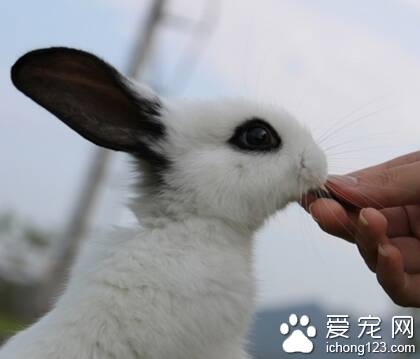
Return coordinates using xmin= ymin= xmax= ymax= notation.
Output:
xmin=356 ymin=244 xmax=376 ymax=272
xmin=376 ymin=274 xmax=387 ymax=288
xmin=365 ymin=261 xmax=377 ymax=273
xmin=377 ymin=276 xmax=407 ymax=305
xmin=393 ymin=296 xmax=410 ymax=308
xmin=375 ymin=169 xmax=399 ymax=188
xmin=387 ymin=289 xmax=413 ymax=307
xmin=386 ymin=151 xmax=420 ymax=167
xmin=406 ymin=151 xmax=420 ymax=164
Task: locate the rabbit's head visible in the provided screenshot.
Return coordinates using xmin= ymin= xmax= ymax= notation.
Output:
xmin=12 ymin=48 xmax=327 ymax=228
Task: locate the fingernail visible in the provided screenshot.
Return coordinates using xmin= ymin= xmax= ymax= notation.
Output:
xmin=378 ymin=244 xmax=389 ymax=257
xmin=308 ymin=203 xmax=319 ymax=222
xmin=359 ymin=208 xmax=369 ymax=226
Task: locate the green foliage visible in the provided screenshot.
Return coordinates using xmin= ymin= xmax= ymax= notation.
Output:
xmin=0 ymin=212 xmax=52 ymax=248
xmin=0 ymin=311 xmax=25 ymax=340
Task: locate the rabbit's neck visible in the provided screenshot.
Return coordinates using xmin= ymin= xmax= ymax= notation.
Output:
xmin=130 ymin=183 xmax=260 ymax=233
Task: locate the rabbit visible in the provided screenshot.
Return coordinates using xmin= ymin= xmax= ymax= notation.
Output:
xmin=1 ymin=47 xmax=328 ymax=359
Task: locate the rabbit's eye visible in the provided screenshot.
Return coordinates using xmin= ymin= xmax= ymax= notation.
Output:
xmin=229 ymin=118 xmax=281 ymax=152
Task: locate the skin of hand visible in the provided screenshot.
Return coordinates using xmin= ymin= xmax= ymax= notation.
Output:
xmin=303 ymin=151 xmax=420 ymax=307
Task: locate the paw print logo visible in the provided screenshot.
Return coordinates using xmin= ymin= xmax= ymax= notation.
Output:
xmin=280 ymin=314 xmax=316 ymax=354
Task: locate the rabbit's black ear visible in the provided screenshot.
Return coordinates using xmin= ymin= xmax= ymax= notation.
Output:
xmin=11 ymin=47 xmax=165 ymax=155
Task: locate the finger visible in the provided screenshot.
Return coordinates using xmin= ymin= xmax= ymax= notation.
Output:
xmin=304 ymin=152 xmax=420 ymax=213
xmin=389 ymin=237 xmax=420 ymax=274
xmin=354 ymin=208 xmax=388 ymax=271
xmin=300 ymin=192 xmax=318 ymax=212
xmin=325 ymin=177 xmax=362 ymax=209
xmin=329 ymin=162 xmax=420 ymax=209
xmin=376 ymin=244 xmax=420 ymax=307
xmin=406 ymin=205 xmax=420 ymax=238
xmin=376 ymin=244 xmax=409 ymax=304
xmin=379 ymin=205 xmax=420 ymax=237
xmin=308 ymin=198 xmax=357 ymax=242
xmin=380 ymin=207 xmax=411 ymax=237
xmin=351 ymin=151 xmax=420 ymax=177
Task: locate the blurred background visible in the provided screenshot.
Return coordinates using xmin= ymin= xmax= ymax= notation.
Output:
xmin=1 ymin=0 xmax=420 ymax=357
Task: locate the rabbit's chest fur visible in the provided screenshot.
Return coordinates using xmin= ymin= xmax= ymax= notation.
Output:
xmin=0 ymin=217 xmax=255 ymax=359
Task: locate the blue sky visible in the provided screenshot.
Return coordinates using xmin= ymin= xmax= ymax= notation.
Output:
xmin=2 ymin=0 xmax=420 ymax=316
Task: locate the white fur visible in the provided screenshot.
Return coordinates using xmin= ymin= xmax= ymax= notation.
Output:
xmin=0 ymin=96 xmax=327 ymax=358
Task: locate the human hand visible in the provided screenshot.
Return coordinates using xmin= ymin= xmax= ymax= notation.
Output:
xmin=303 ymin=151 xmax=420 ymax=307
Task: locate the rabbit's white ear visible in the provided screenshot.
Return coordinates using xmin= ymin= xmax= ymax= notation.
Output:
xmin=11 ymin=47 xmax=165 ymax=157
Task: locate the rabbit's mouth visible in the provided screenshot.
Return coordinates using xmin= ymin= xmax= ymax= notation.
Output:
xmin=303 ymin=176 xmax=362 ymax=210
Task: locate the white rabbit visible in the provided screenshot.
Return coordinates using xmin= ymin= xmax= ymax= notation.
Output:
xmin=1 ymin=48 xmax=327 ymax=359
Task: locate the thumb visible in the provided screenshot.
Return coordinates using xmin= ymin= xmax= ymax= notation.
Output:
xmin=328 ymin=161 xmax=420 ymax=209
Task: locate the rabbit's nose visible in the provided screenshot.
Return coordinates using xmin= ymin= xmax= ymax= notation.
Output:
xmin=299 ymin=147 xmax=328 ymax=189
